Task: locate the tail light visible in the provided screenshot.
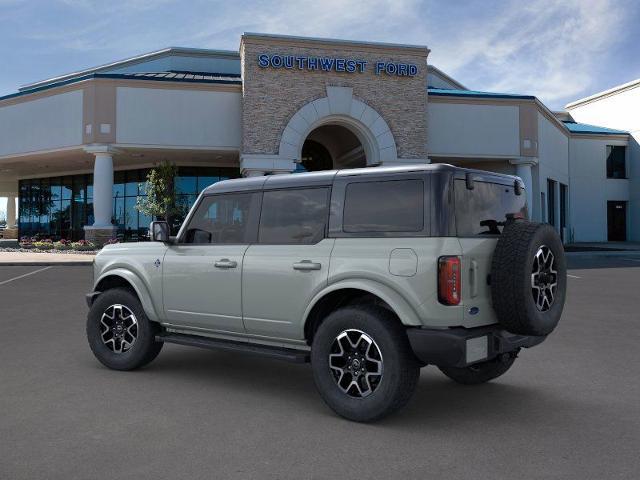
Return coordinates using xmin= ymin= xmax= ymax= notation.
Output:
xmin=438 ymin=256 xmax=461 ymax=305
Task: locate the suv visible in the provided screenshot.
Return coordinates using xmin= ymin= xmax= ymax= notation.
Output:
xmin=86 ymin=164 xmax=566 ymax=422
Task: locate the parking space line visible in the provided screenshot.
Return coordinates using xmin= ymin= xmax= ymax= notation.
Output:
xmin=0 ymin=266 xmax=52 ymax=286
xmin=567 ymin=274 xmax=581 ymax=278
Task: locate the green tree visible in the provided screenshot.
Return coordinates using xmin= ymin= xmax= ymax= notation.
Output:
xmin=135 ymin=161 xmax=181 ymax=232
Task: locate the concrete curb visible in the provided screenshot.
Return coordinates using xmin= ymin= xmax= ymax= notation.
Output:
xmin=566 ymin=250 xmax=640 ymax=257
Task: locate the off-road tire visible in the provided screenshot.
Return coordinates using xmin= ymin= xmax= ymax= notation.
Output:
xmin=311 ymin=306 xmax=420 ymax=422
xmin=491 ymin=221 xmax=567 ymax=336
xmin=87 ymin=288 xmax=163 ymax=371
xmin=439 ymin=353 xmax=517 ymax=385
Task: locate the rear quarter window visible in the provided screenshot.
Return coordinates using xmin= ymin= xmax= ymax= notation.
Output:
xmin=454 ymin=179 xmax=527 ymax=235
xmin=343 ymin=179 xmax=424 ymax=233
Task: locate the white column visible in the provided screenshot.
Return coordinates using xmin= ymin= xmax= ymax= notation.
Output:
xmin=92 ymin=152 xmax=115 ymax=227
xmin=6 ymin=195 xmax=16 ymax=228
xmin=510 ymin=158 xmax=538 ymax=220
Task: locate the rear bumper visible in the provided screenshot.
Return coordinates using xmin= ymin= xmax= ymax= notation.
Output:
xmin=406 ymin=325 xmax=546 ymax=368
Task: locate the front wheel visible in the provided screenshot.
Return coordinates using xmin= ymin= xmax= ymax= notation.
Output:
xmin=438 ymin=353 xmax=517 ymax=385
xmin=87 ymin=288 xmax=163 ymax=371
xmin=311 ymin=306 xmax=420 ymax=422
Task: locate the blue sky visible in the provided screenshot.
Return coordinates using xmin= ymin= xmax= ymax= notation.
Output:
xmin=0 ymin=0 xmax=638 ymax=109
xmin=1 ymin=0 xmax=639 ymax=216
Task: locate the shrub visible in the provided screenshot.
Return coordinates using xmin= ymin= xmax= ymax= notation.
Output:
xmin=54 ymin=239 xmax=73 ymax=250
xmin=33 ymin=239 xmax=54 ymax=250
xmin=71 ymin=240 xmax=97 ymax=251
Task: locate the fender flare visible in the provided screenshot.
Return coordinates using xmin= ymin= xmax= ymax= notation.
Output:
xmin=94 ymin=268 xmax=161 ymax=322
xmin=303 ymin=279 xmax=422 ymax=330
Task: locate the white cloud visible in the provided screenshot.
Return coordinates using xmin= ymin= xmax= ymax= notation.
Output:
xmin=426 ymin=0 xmax=628 ymax=107
xmin=3 ymin=0 xmax=634 ymax=109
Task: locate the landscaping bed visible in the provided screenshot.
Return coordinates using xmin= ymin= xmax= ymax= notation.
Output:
xmin=0 ymin=237 xmax=115 ymax=254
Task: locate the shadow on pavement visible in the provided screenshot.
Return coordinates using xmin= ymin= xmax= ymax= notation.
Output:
xmin=125 ymin=345 xmax=580 ymax=429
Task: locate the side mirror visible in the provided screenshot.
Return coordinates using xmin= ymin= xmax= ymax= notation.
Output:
xmin=150 ymin=221 xmax=170 ymax=243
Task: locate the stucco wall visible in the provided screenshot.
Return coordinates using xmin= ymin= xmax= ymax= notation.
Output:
xmin=569 ymin=137 xmax=629 ymax=242
xmin=241 ymin=37 xmax=428 ymax=160
xmin=115 ymin=87 xmax=242 ymax=148
xmin=536 ymin=113 xmax=569 ymax=235
xmin=0 ymin=90 xmax=83 ymax=157
xmin=427 ymin=102 xmax=520 ymax=157
xmin=568 ymin=86 xmax=639 ymax=241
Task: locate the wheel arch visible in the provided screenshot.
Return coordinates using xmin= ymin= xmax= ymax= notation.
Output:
xmin=303 ymin=280 xmax=422 ymax=344
xmin=93 ymin=269 xmax=160 ymax=322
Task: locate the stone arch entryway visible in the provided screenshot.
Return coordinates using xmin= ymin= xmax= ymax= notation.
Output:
xmin=301 ymin=122 xmax=365 ymax=171
xmin=278 ymin=86 xmax=398 ymax=171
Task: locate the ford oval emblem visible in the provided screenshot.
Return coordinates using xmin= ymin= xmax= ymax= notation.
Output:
xmin=468 ymin=306 xmax=480 ymax=315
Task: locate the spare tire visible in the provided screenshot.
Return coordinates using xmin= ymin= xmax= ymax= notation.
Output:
xmin=491 ymin=220 xmax=566 ymax=336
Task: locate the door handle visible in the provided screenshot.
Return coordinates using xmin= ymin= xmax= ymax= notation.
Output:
xmin=214 ymin=259 xmax=237 ymax=269
xmin=293 ymin=260 xmax=322 ymax=271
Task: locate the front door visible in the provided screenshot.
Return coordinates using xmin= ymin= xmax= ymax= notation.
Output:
xmin=162 ymin=191 xmax=260 ymax=333
xmin=242 ymin=187 xmax=332 ymax=340
xmin=607 ymin=201 xmax=627 ymax=241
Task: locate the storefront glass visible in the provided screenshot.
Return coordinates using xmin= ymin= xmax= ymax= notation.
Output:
xmin=18 ymin=166 xmax=239 ymax=240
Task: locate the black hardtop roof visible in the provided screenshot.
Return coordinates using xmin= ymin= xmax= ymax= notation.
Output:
xmin=202 ymin=164 xmax=523 ymax=194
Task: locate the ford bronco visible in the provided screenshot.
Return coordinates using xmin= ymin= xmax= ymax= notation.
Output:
xmin=86 ymin=164 xmax=566 ymax=422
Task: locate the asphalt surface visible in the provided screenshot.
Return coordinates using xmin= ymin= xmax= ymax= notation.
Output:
xmin=1 ymin=255 xmax=639 ymax=479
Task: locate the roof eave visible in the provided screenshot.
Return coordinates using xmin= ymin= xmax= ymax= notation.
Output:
xmin=19 ymin=46 xmax=240 ymax=93
xmin=565 ymin=78 xmax=640 ymax=109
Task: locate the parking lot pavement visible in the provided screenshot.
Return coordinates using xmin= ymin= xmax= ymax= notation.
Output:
xmin=1 ymin=258 xmax=639 ymax=480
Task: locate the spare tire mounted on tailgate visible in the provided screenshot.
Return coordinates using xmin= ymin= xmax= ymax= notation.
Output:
xmin=491 ymin=220 xmax=567 ymax=336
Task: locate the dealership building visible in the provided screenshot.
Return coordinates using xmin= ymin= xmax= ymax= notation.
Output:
xmin=0 ymin=33 xmax=637 ymax=243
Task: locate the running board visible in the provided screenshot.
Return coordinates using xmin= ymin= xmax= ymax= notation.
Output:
xmin=156 ymin=333 xmax=310 ymax=363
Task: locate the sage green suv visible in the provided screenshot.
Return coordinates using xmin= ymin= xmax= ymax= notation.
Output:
xmin=86 ymin=164 xmax=566 ymax=422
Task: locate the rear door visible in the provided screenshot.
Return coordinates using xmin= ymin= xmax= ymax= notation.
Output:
xmin=454 ymin=179 xmax=527 ymax=327
xmin=242 ymin=187 xmax=333 ymax=340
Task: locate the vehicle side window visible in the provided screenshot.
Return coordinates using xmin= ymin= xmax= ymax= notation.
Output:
xmin=182 ymin=192 xmax=259 ymax=244
xmin=259 ymin=188 xmax=330 ymax=244
xmin=454 ymin=180 xmax=527 ymax=235
xmin=343 ymin=179 xmax=424 ymax=233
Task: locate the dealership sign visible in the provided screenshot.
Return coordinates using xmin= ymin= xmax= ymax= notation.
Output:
xmin=258 ymin=54 xmax=418 ymax=77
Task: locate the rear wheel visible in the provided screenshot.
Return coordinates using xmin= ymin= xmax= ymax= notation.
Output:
xmin=87 ymin=288 xmax=163 ymax=371
xmin=311 ymin=306 xmax=420 ymax=422
xmin=438 ymin=353 xmax=517 ymax=385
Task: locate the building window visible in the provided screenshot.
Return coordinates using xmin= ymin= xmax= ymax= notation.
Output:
xmin=547 ymin=179 xmax=556 ymax=227
xmin=606 ymin=145 xmax=626 ymax=179
xmin=560 ymin=183 xmax=568 ymax=241
xmin=18 ymin=166 xmax=240 ymax=241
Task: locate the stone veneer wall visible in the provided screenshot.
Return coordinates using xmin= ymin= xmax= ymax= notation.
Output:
xmin=240 ymin=36 xmax=429 ymax=160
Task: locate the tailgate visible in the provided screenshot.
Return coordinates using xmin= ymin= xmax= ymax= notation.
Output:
xmin=458 ymin=238 xmax=500 ymax=328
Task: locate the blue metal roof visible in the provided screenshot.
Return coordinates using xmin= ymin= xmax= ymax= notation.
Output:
xmin=428 ymin=87 xmax=535 ymax=100
xmin=0 ymin=71 xmax=242 ymax=103
xmin=562 ymin=121 xmax=628 ymax=135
